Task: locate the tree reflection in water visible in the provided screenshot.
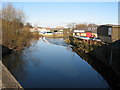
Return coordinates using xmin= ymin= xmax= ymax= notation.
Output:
xmin=2 ymin=51 xmax=29 ymax=82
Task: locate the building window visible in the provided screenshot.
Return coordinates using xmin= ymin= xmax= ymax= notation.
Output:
xmin=108 ymin=28 xmax=112 ymax=35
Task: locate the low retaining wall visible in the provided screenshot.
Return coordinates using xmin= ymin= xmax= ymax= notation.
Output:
xmin=0 ymin=61 xmax=23 ymax=89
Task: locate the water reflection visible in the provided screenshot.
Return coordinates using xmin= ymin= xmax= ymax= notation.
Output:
xmin=2 ymin=51 xmax=29 ymax=82
xmin=2 ymin=38 xmax=110 ymax=88
xmin=72 ymin=47 xmax=120 ymax=88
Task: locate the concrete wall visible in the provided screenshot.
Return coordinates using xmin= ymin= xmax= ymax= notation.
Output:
xmin=0 ymin=61 xmax=23 ymax=89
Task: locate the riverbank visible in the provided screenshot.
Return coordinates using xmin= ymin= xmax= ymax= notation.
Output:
xmin=40 ymin=34 xmax=64 ymax=38
xmin=69 ymin=36 xmax=120 ymax=76
xmin=0 ymin=61 xmax=23 ymax=89
xmin=1 ymin=37 xmax=40 ymax=89
xmin=69 ymin=36 xmax=120 ymax=88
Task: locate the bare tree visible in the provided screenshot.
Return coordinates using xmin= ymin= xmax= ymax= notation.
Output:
xmin=67 ymin=23 xmax=76 ymax=29
xmin=26 ymin=22 xmax=32 ymax=28
xmin=1 ymin=3 xmax=33 ymax=50
xmin=75 ymin=23 xmax=88 ymax=29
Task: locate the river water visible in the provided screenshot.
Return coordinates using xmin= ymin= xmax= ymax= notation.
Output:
xmin=2 ymin=37 xmax=109 ymax=88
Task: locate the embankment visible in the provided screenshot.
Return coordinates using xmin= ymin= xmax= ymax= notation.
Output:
xmin=1 ymin=60 xmax=23 ymax=89
xmin=0 ymin=45 xmax=23 ymax=89
xmin=69 ymin=36 xmax=120 ymax=88
xmin=69 ymin=36 xmax=120 ymax=76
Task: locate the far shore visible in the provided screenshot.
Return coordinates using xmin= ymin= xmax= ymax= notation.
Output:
xmin=40 ymin=34 xmax=65 ymax=38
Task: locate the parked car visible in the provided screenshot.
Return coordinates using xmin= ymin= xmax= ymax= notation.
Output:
xmin=78 ymin=36 xmax=90 ymax=40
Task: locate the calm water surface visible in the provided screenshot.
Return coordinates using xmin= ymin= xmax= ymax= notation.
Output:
xmin=3 ymin=37 xmax=109 ymax=88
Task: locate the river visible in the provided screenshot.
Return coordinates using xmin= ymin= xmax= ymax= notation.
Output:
xmin=2 ymin=37 xmax=109 ymax=88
